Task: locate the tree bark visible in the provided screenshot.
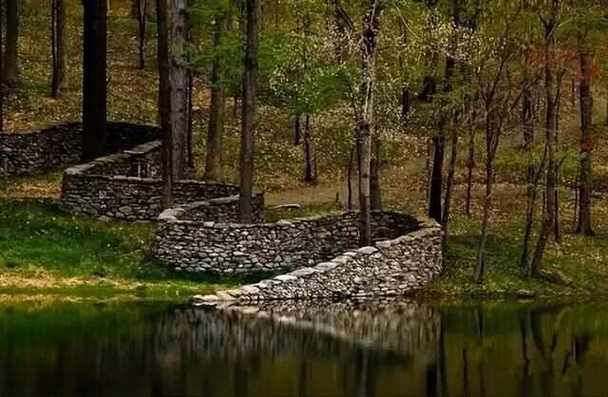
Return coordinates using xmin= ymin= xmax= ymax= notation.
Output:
xmin=82 ymin=0 xmax=108 ymax=162
xmin=239 ymin=0 xmax=258 ymax=223
xmin=530 ymin=16 xmax=559 ymax=276
xmin=576 ymin=49 xmax=594 ymax=236
xmin=204 ymin=13 xmax=228 ymax=182
xmin=302 ymin=114 xmax=317 ymax=184
xmin=356 ymin=0 xmax=382 ymax=247
xmin=136 ymin=0 xmax=148 ymax=69
xmin=465 ymin=109 xmax=475 ymax=217
xmin=51 ymin=0 xmax=66 ymax=98
xmin=3 ymin=0 xmax=19 ymax=87
xmin=157 ymin=0 xmax=173 ymax=208
xmin=168 ymin=0 xmax=188 ymax=180
xmin=442 ymin=125 xmax=458 ymax=252
xmin=521 ymin=47 xmax=536 ymax=269
xmin=370 ymin=135 xmax=382 ymax=210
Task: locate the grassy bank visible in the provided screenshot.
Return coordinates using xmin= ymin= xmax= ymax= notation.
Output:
xmin=0 ymin=198 xmax=246 ymax=302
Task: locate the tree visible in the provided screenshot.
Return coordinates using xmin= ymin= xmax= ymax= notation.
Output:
xmin=3 ymin=0 xmax=19 ymax=87
xmin=204 ymin=11 xmax=229 ymax=182
xmin=51 ymin=0 xmax=66 ymax=98
xmin=355 ymin=0 xmax=383 ymax=246
xmin=82 ymin=0 xmax=108 ymax=161
xmin=239 ymin=0 xmax=258 ymax=223
xmin=169 ymin=0 xmax=189 ymax=180
xmin=157 ymin=0 xmax=173 ymax=208
xmin=135 ymin=0 xmax=149 ymax=70
xmin=530 ymin=1 xmax=562 ymax=276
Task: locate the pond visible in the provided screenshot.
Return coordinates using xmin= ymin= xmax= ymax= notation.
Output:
xmin=0 ymin=300 xmax=606 ymax=397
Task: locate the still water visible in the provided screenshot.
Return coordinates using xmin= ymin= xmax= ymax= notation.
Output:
xmin=0 ymin=299 xmax=606 ymax=397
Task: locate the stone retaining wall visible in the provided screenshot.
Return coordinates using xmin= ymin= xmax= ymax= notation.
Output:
xmin=61 ymin=140 xmax=262 ymax=221
xmin=154 ymin=210 xmax=431 ymax=277
xmin=193 ymin=217 xmax=442 ymax=302
xmin=0 ymin=122 xmax=160 ymax=176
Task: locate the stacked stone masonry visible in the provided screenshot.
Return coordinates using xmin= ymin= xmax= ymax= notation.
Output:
xmin=0 ymin=122 xmax=161 ymax=176
xmin=191 ymin=216 xmax=442 ymax=302
xmin=61 ymin=140 xmax=261 ymax=221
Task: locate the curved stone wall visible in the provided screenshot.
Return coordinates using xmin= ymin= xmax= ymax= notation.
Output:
xmin=154 ymin=210 xmax=424 ymax=275
xmin=192 ymin=216 xmax=442 ymax=302
xmin=61 ymin=140 xmax=258 ymax=221
xmin=0 ymin=122 xmax=160 ymax=176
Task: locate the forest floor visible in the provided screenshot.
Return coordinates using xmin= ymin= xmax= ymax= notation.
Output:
xmin=2 ymin=1 xmax=608 ymax=301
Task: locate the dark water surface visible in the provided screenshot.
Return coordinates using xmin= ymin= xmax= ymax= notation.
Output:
xmin=0 ymin=300 xmax=607 ymax=397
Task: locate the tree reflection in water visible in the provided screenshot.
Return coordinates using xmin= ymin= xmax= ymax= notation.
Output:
xmin=0 ymin=300 xmax=606 ymax=396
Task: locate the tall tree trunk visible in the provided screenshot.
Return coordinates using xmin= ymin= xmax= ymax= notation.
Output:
xmin=51 ymin=0 xmax=66 ymax=98
xmin=521 ymin=49 xmax=536 ymax=269
xmin=82 ymin=0 xmax=108 ymax=162
xmin=442 ymin=125 xmax=458 ymax=253
xmin=356 ymin=0 xmax=381 ymax=247
xmin=465 ymin=110 xmax=475 ymax=217
xmin=168 ymin=0 xmax=188 ymax=180
xmin=302 ymin=114 xmax=317 ymax=184
xmin=136 ymin=0 xmax=148 ymax=69
xmin=475 ymin=114 xmax=499 ymax=283
xmin=576 ymin=49 xmax=594 ymax=236
xmin=3 ymin=0 xmax=18 ymax=87
xmin=370 ymin=135 xmax=382 ymax=210
xmin=239 ymin=0 xmax=258 ymax=223
xmin=204 ymin=13 xmax=227 ymax=182
xmin=428 ymin=132 xmax=445 ymax=223
xmin=530 ymin=18 xmax=558 ymax=277
xmin=157 ymin=0 xmax=173 ymax=208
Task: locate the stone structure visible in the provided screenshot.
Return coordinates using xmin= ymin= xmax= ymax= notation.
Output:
xmin=61 ymin=140 xmax=263 ymax=221
xmin=155 ymin=210 xmax=424 ymax=275
xmin=0 ymin=122 xmax=160 ymax=176
xmin=191 ymin=216 xmax=442 ymax=302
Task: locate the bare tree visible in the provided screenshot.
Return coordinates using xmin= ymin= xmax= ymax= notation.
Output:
xmin=3 ymin=0 xmax=19 ymax=87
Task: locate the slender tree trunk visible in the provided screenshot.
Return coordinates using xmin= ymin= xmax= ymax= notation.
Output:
xmin=521 ymin=52 xmax=536 ymax=269
xmin=168 ymin=0 xmax=188 ymax=180
xmin=475 ymin=115 xmax=498 ymax=283
xmin=530 ymin=19 xmax=558 ymax=276
xmin=157 ymin=0 xmax=173 ymax=208
xmin=3 ymin=0 xmax=18 ymax=87
xmin=347 ymin=147 xmax=354 ymax=210
xmin=356 ymin=0 xmax=381 ymax=247
xmin=465 ymin=111 xmax=475 ymax=217
xmin=136 ymin=0 xmax=148 ymax=69
xmin=204 ymin=13 xmax=227 ymax=182
xmin=294 ymin=112 xmax=301 ymax=145
xmin=576 ymin=49 xmax=594 ymax=236
xmin=51 ymin=0 xmax=66 ymax=98
xmin=442 ymin=125 xmax=458 ymax=253
xmin=302 ymin=114 xmax=317 ymax=184
xmin=82 ymin=0 xmax=108 ymax=161
xmin=429 ymin=130 xmax=445 ymax=222
xmin=370 ymin=135 xmax=382 ymax=210
xmin=239 ymin=0 xmax=258 ymax=223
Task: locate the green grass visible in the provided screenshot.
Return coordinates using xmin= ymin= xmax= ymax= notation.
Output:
xmin=0 ymin=198 xmax=249 ymax=301
xmin=427 ymin=214 xmax=608 ymax=299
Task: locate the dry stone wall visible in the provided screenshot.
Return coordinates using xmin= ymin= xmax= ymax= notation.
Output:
xmin=61 ymin=140 xmax=260 ymax=221
xmin=0 ymin=122 xmax=160 ymax=176
xmin=193 ymin=218 xmax=442 ymax=302
xmin=154 ymin=209 xmax=430 ymax=277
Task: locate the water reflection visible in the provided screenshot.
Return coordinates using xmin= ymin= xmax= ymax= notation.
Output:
xmin=0 ymin=300 xmax=606 ymax=397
